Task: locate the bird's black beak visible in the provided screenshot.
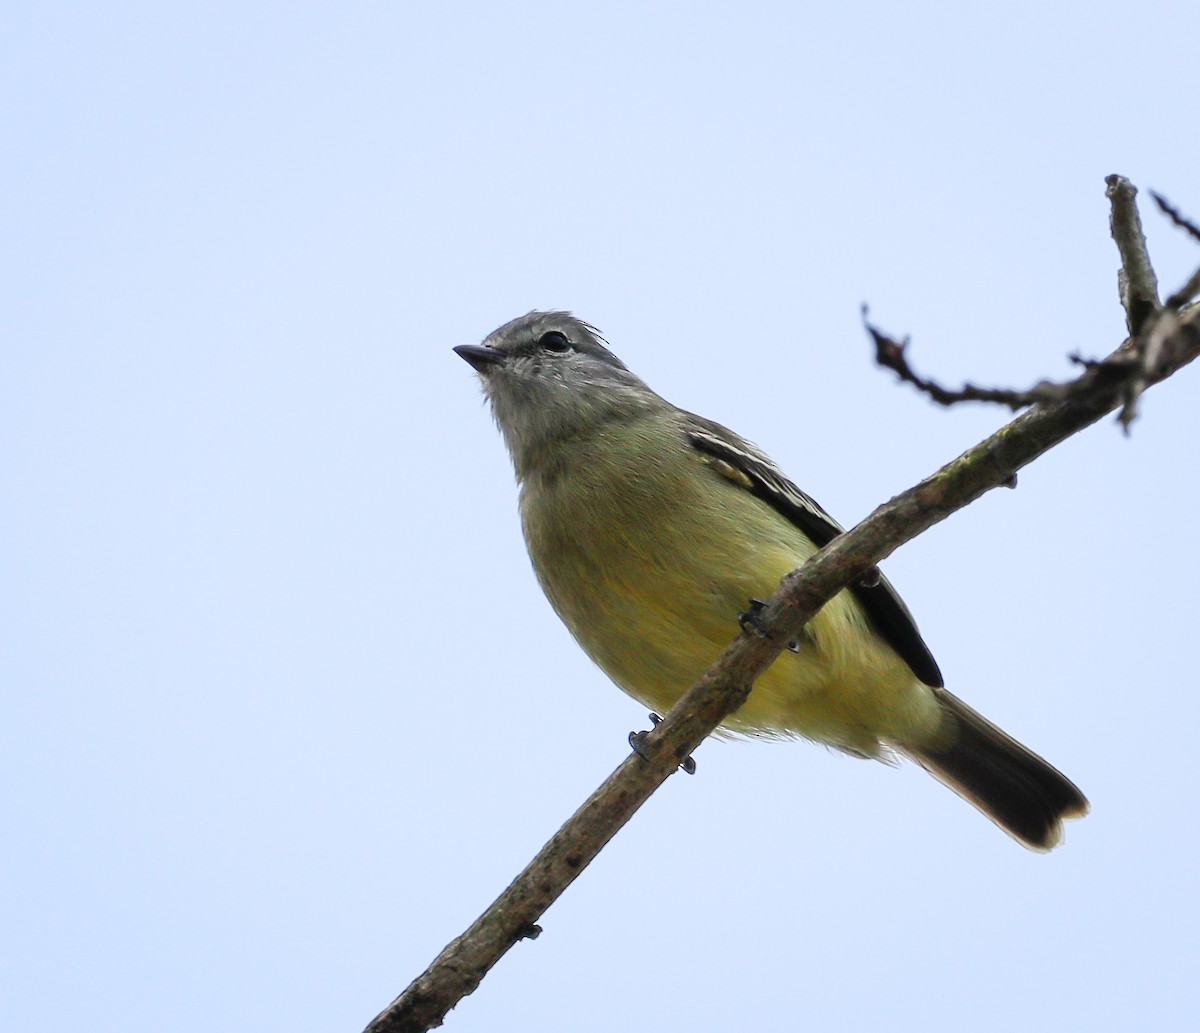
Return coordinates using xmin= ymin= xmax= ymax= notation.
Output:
xmin=454 ymin=344 xmax=506 ymax=373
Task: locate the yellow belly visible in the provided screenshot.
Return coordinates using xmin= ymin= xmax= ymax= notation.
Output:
xmin=520 ymin=430 xmax=942 ymax=757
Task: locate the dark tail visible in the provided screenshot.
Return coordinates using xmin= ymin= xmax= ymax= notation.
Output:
xmin=905 ymin=689 xmax=1089 ymax=851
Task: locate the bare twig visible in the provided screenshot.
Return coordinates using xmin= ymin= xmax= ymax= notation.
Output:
xmin=863 ymin=307 xmax=1134 ymax=411
xmin=1109 ymin=184 xmax=1200 ymax=431
xmin=1165 ymin=269 xmax=1200 ymax=313
xmin=869 ymin=179 xmax=1200 ymax=434
xmin=863 ymin=307 xmax=1050 ymax=410
xmin=1106 ymin=175 xmax=1160 ymax=336
xmin=1149 ymin=192 xmax=1200 ymax=311
xmin=364 ymin=300 xmax=1200 ymax=1033
xmin=1150 ymin=191 xmax=1200 ymax=244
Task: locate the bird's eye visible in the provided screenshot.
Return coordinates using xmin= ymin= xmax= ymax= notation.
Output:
xmin=539 ymin=331 xmax=572 ymax=353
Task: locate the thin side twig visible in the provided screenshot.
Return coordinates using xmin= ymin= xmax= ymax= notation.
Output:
xmin=863 ymin=307 xmax=1135 ymax=412
xmin=863 ymin=307 xmax=1050 ymax=410
xmin=1149 ymin=192 xmax=1200 ymax=310
xmin=1150 ymin=191 xmax=1200 ymax=244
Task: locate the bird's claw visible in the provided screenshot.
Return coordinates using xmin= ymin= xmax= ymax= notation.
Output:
xmin=629 ymin=713 xmax=696 ymax=774
xmin=738 ymin=598 xmax=771 ymax=637
xmin=628 ymin=728 xmax=651 ymax=759
xmin=742 ymin=597 xmax=804 ymax=653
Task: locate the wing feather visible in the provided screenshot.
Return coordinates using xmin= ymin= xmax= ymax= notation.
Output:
xmin=685 ymin=416 xmax=943 ymax=688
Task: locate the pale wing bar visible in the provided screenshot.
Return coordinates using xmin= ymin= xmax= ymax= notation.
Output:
xmin=685 ymin=420 xmax=944 ymax=688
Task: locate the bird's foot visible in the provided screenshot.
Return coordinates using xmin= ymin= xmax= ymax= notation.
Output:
xmin=740 ymin=597 xmax=801 ymax=652
xmin=629 ymin=713 xmax=696 ymax=774
xmin=738 ymin=598 xmax=771 ymax=637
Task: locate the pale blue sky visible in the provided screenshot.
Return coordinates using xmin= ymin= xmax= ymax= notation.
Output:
xmin=4 ymin=3 xmax=1198 ymax=1031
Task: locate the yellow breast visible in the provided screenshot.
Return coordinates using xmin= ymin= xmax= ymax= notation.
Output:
xmin=519 ymin=420 xmax=941 ymax=756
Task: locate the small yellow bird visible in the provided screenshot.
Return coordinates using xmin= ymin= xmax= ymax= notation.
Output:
xmin=456 ymin=311 xmax=1088 ymax=850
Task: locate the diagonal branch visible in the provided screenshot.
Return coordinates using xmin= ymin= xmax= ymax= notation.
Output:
xmin=1149 ymin=191 xmax=1200 ymax=310
xmin=364 ymin=299 xmax=1200 ymax=1033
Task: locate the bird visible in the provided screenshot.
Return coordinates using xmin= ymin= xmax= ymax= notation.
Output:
xmin=455 ymin=310 xmax=1088 ymax=850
